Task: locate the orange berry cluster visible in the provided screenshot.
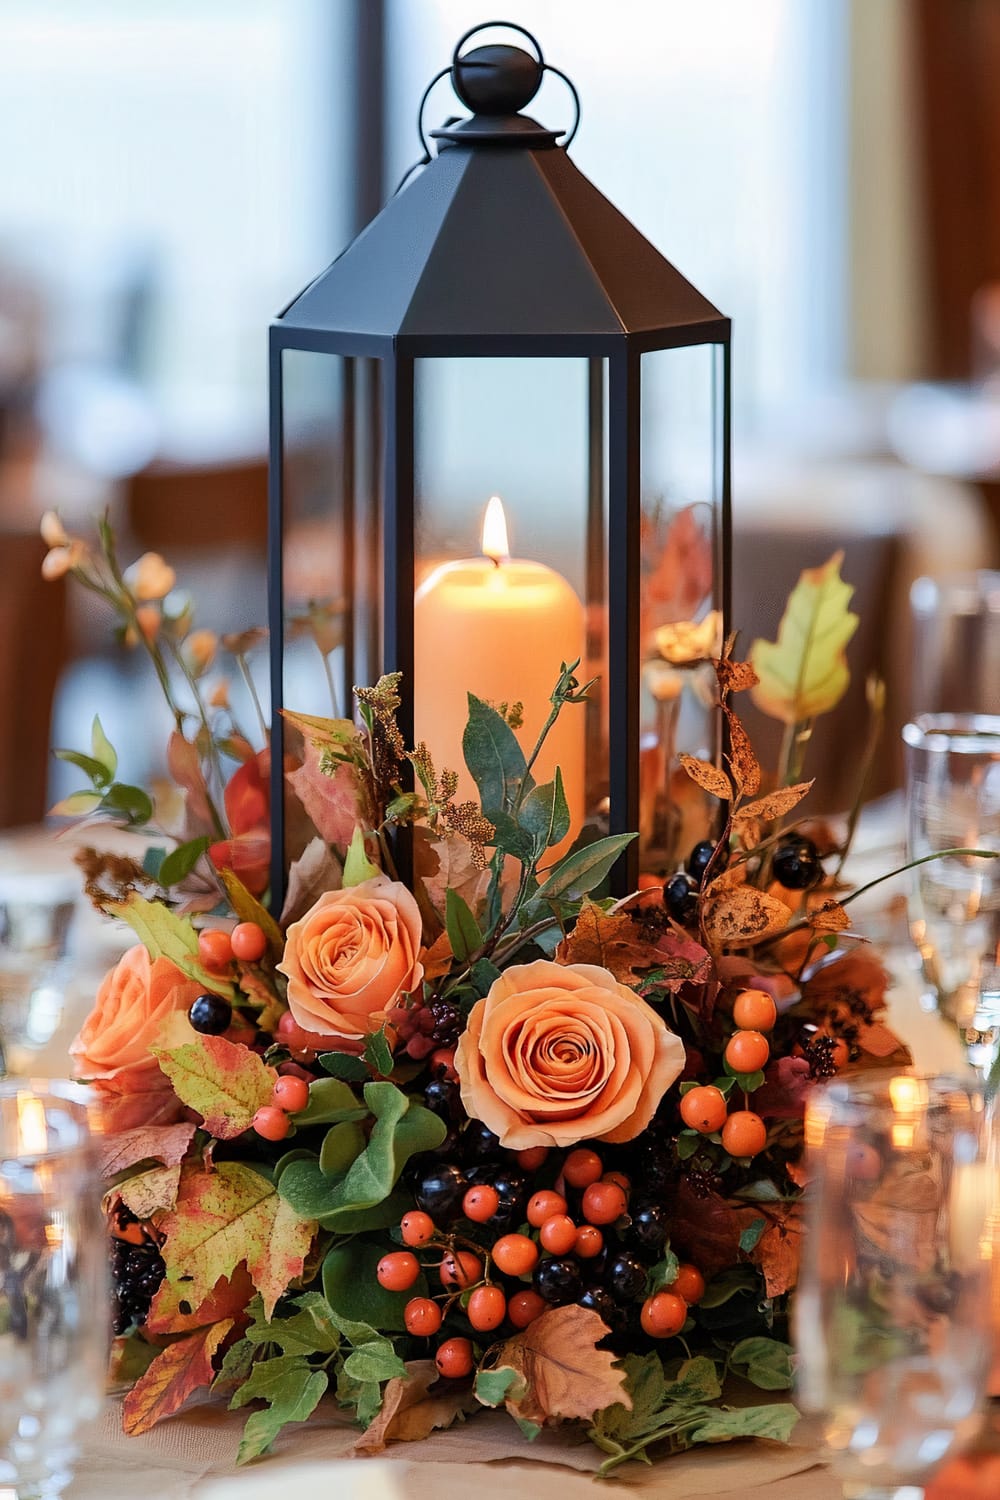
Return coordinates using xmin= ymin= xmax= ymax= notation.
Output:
xmin=252 ymin=1071 xmax=310 ymax=1142
xmin=680 ymin=988 xmax=777 ymax=1159
xmin=197 ymin=920 xmax=268 ymax=970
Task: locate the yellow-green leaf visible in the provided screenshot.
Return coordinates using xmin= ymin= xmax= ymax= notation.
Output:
xmin=218 ymin=868 xmax=283 ymax=954
xmin=152 ymin=1034 xmax=276 ymax=1139
xmin=749 ymin=552 xmax=858 ymax=724
xmin=105 ymin=892 xmax=237 ymax=1001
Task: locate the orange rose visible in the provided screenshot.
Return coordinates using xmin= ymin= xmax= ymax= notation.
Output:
xmin=455 ymin=959 xmax=685 ymax=1150
xmin=70 ymin=944 xmax=204 ymax=1130
xmin=278 ymin=876 xmax=424 ymax=1040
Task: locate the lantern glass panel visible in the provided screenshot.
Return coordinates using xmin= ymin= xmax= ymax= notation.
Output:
xmin=638 ymin=342 xmax=725 ymax=872
xmin=411 ymin=356 xmax=608 ymax=854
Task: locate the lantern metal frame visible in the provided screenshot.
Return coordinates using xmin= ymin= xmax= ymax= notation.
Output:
xmin=268 ymin=23 xmax=731 ymax=903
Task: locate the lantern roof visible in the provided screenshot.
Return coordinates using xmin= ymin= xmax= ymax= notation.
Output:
xmin=277 ymin=34 xmax=728 ymax=356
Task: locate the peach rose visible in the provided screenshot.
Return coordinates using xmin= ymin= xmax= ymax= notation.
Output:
xmin=455 ymin=959 xmax=685 ymax=1150
xmin=277 ymin=876 xmax=424 ymax=1040
xmin=70 ymin=944 xmax=204 ymax=1129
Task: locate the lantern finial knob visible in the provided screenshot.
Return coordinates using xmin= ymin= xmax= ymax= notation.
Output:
xmin=453 ymin=43 xmax=542 ymax=116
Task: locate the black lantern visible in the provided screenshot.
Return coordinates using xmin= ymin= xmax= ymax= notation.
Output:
xmin=268 ymin=21 xmax=731 ymax=901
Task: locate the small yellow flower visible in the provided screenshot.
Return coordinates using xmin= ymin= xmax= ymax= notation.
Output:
xmin=185 ymin=628 xmax=218 ymax=676
xmin=653 ymin=610 xmax=723 ymax=666
xmin=127 ymin=552 xmax=176 ymax=602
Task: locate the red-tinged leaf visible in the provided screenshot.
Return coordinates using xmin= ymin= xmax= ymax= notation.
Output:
xmin=145 ymin=1265 xmax=255 ymax=1336
xmin=152 ymin=1034 xmax=276 ymax=1140
xmin=352 ymin=1360 xmax=478 ymax=1454
xmin=99 ymin=1121 xmax=196 ymax=1179
xmin=557 ymin=901 xmax=655 ymax=983
xmin=121 ymin=1319 xmax=234 ymax=1435
xmin=167 ymin=732 xmax=213 ymax=831
xmin=651 ymin=929 xmax=713 ymax=992
xmin=678 ymin=754 xmax=733 ymax=803
xmin=415 ymin=828 xmax=493 ymax=925
xmin=92 ymin=1070 xmax=188 ymax=1133
xmin=479 ymin=1305 xmax=629 ymax=1426
xmin=156 ymin=1162 xmax=315 ymax=1319
xmin=702 ymin=886 xmax=793 ymax=952
xmin=733 ymin=782 xmax=814 ymax=827
xmin=286 ymin=741 xmax=365 ymax=852
xmin=118 ymin=1164 xmax=182 ymax=1218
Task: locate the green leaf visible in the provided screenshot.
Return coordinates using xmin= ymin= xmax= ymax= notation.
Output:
xmin=750 ymin=551 xmax=858 ymax=725
xmin=469 ymin=958 xmax=502 ymax=996
xmin=243 ymin=1292 xmax=340 ymax=1356
xmin=675 ymin=1132 xmax=701 ymax=1161
xmin=697 ymin=1266 xmax=761 ymax=1310
xmin=91 ymin=714 xmax=118 ymax=777
xmin=49 ymin=789 xmax=103 ymax=817
xmin=645 ymin=1249 xmax=680 ymax=1296
xmin=445 ymin=887 xmax=482 ymax=965
xmin=158 ymin=836 xmax=211 ymax=888
xmin=343 ymin=826 xmax=380 ymax=887
xmin=295 ymin=1076 xmax=365 ymax=1126
xmin=106 ymin=892 xmax=237 ymax=1000
xmin=728 ymin=1336 xmax=794 ymax=1391
xmin=519 ymin=769 xmax=570 ymax=851
xmin=143 ymin=846 xmax=167 ymax=879
xmin=475 ymin=1366 xmax=526 ymax=1408
xmin=318 ymin=1051 xmax=370 ymax=1082
xmin=363 ymin=1028 xmax=394 ymax=1078
xmin=688 ymin=1402 xmax=799 ymax=1445
xmin=100 ymin=782 xmax=154 ymax=826
xmin=535 ymin=833 xmax=637 ymax=903
xmin=739 ymin=1217 xmax=767 ymax=1253
xmin=53 ymin=748 xmax=113 ymax=787
xmin=343 ymin=1341 xmax=407 ymax=1384
xmin=488 ymin=809 xmax=535 ymax=861
xmin=278 ymin=1085 xmax=445 ymax=1230
xmin=319 ymin=1120 xmax=366 ymax=1177
xmin=323 ymin=1240 xmax=427 ymax=1332
xmin=463 ymin=694 xmax=529 ymax=817
xmin=230 ymin=1354 xmax=328 ymax=1464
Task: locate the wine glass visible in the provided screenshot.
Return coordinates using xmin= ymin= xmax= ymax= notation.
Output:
xmin=0 ymin=876 xmax=77 ymax=1076
xmin=902 ymin=715 xmax=1000 ymax=1079
xmin=0 ymin=1079 xmax=109 ymax=1498
xmin=795 ymin=1072 xmax=995 ymax=1500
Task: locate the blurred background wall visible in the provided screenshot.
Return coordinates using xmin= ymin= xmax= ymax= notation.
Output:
xmin=1 ymin=0 xmax=998 ymax=828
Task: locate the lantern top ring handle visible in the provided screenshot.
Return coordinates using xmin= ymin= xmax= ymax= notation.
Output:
xmin=451 ymin=20 xmax=545 ymax=72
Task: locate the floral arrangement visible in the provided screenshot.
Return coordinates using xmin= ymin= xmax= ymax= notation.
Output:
xmin=45 ymin=519 xmax=909 ymax=1473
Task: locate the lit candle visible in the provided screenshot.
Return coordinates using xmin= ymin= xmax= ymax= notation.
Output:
xmin=414 ymin=498 xmax=586 ymax=848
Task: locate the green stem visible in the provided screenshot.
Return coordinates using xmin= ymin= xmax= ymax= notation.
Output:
xmin=833 ymin=686 xmax=885 ymax=880
xmin=236 ymin=651 xmax=269 ymax=742
xmin=163 ymin=635 xmax=227 ymax=837
xmin=317 ymin=646 xmax=340 ymax=719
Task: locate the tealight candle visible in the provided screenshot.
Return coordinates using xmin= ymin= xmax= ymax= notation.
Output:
xmin=414 ymin=498 xmax=585 ymax=847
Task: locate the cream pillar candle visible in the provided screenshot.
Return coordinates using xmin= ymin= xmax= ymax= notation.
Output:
xmin=414 ymin=498 xmax=586 ymax=844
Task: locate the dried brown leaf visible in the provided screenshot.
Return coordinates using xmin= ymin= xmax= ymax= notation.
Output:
xmin=702 ymin=886 xmax=793 ymax=952
xmin=280 ymin=836 xmax=342 ymax=926
xmin=715 ymin=656 xmax=759 ymax=696
xmin=99 ymin=1122 xmax=196 ymax=1180
xmin=481 ymin=1305 xmax=629 ymax=1426
xmin=808 ymin=900 xmax=851 ymax=933
xmin=733 ymin=781 xmax=814 ymax=827
xmin=725 ymin=707 xmax=761 ymax=797
xmin=352 ymin=1360 xmax=477 ymax=1454
xmin=557 ymin=901 xmax=654 ymax=983
xmin=419 ymin=931 xmax=454 ymax=983
xmin=678 ymin=754 xmax=733 ymax=803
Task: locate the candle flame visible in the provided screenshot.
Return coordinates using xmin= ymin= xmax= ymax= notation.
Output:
xmin=17 ymin=1095 xmax=48 ymax=1157
xmin=481 ymin=496 xmax=510 ymax=564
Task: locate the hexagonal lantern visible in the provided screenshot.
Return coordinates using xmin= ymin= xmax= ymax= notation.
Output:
xmin=269 ymin=21 xmax=731 ymax=900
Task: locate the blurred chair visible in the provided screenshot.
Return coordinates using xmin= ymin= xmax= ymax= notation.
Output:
xmin=126 ymin=455 xmax=267 ymax=554
xmin=0 ymin=530 xmax=67 ymax=828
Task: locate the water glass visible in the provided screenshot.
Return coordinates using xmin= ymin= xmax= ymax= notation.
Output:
xmin=0 ymin=1080 xmax=109 ymax=1498
xmin=902 ymin=715 xmax=1000 ymax=1067
xmin=795 ymin=1072 xmax=995 ymax=1500
xmin=910 ymin=572 xmax=1000 ymax=719
xmin=0 ymin=876 xmax=77 ymax=1074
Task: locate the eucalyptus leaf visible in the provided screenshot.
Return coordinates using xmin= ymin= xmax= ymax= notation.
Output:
xmin=445 ymin=887 xmax=482 ymax=965
xmin=296 ymin=1076 xmax=365 ymax=1126
xmin=319 ymin=1120 xmax=366 ymax=1177
xmin=474 ymin=1366 xmax=525 ymax=1408
xmin=535 ymin=832 xmax=637 ymax=903
xmin=739 ymin=1217 xmax=767 ymax=1253
xmin=463 ymin=694 xmax=529 ymax=817
xmin=519 ymin=769 xmax=570 ymax=850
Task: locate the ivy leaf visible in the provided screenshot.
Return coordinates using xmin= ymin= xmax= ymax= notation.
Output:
xmin=478 ymin=1306 xmax=628 ymax=1426
xmin=103 ymin=892 xmax=237 ymax=1000
xmin=750 ymin=551 xmax=859 ymax=724
xmin=535 ymin=833 xmax=637 ymax=904
xmin=152 ymin=1034 xmax=276 ymax=1139
xmin=463 ymin=694 xmax=529 ymax=817
xmin=157 ymin=1162 xmax=315 ymax=1318
xmin=688 ymin=1403 xmax=799 ymax=1445
xmin=229 ymin=1353 xmax=328 ymax=1464
xmin=122 ymin=1319 xmax=234 ymax=1435
xmin=243 ymin=1291 xmax=340 ymax=1356
xmin=445 ymin=887 xmax=482 ymax=965
xmin=158 ymin=836 xmax=211 ymax=888
xmin=645 ymin=1249 xmax=680 ymax=1296
xmin=343 ymin=1341 xmax=408 ymax=1384
xmin=729 ymin=1336 xmax=794 ymax=1391
xmin=519 ymin=770 xmax=570 ymax=851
